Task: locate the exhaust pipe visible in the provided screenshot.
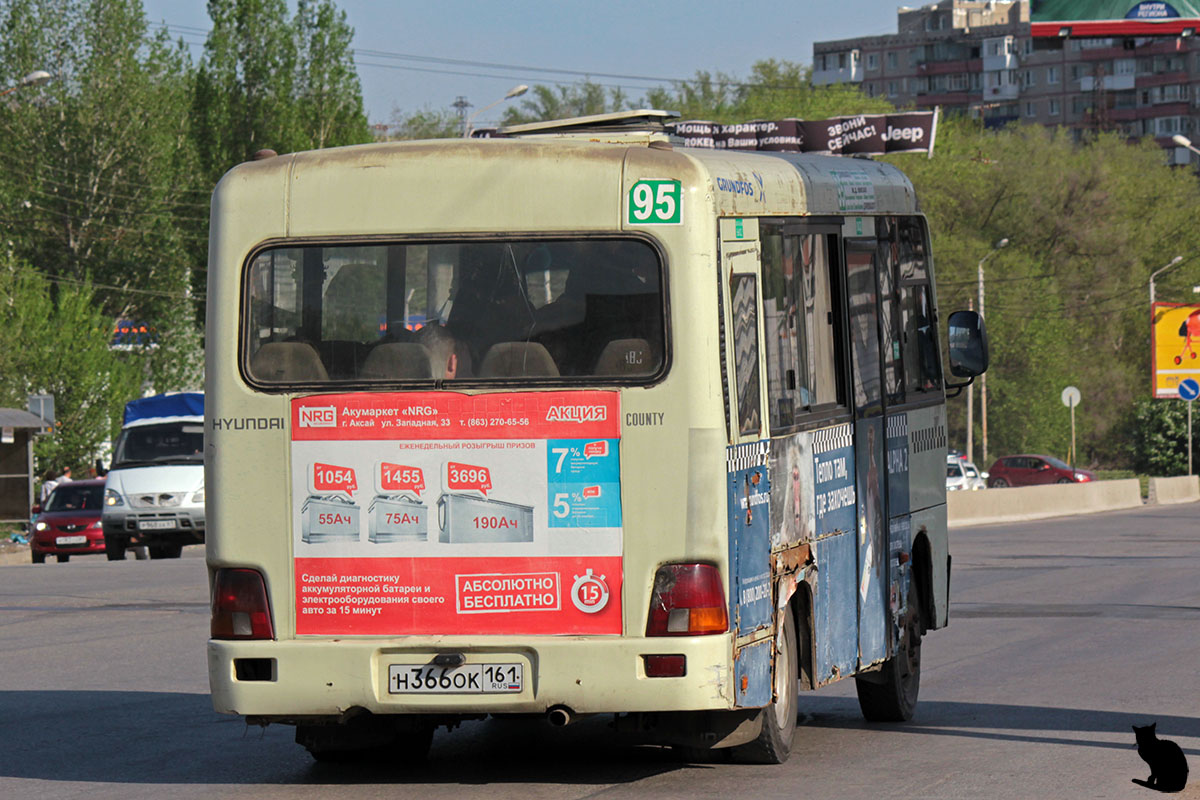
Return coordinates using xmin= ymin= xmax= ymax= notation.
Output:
xmin=546 ymin=705 xmax=574 ymax=727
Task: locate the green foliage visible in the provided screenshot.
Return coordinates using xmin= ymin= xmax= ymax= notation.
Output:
xmin=388 ymin=107 xmax=462 ymax=140
xmin=193 ymin=0 xmax=370 ymax=185
xmin=645 ymin=59 xmax=894 ymax=123
xmin=893 ymin=118 xmax=1200 ymax=467
xmin=1119 ymin=398 xmax=1198 ymax=475
xmin=0 ymin=0 xmax=205 ymax=412
xmin=0 ymin=258 xmax=142 ymax=474
xmin=500 ymin=60 xmax=891 ymax=127
xmin=502 ymin=81 xmax=631 ymax=126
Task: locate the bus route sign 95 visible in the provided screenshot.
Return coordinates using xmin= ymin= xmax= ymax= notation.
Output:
xmin=627 ymin=180 xmax=681 ymax=225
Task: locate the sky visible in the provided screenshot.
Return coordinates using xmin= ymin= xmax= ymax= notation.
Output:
xmin=139 ymin=0 xmax=909 ymax=127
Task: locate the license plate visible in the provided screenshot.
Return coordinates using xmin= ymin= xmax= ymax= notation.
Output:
xmin=387 ymin=663 xmax=523 ymax=694
xmin=55 ymin=535 xmax=87 ymax=546
xmin=138 ymin=520 xmax=176 ymax=530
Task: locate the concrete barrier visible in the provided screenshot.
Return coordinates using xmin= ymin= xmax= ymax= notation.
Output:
xmin=1147 ymin=475 xmax=1200 ymax=505
xmin=948 ymin=479 xmax=1143 ymax=528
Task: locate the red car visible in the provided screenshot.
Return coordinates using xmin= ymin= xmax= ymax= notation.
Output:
xmin=30 ymin=478 xmax=107 ymax=563
xmin=985 ymin=455 xmax=1095 ymax=488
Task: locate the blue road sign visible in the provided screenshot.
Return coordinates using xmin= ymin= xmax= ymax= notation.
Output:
xmin=1179 ymin=378 xmax=1200 ymax=402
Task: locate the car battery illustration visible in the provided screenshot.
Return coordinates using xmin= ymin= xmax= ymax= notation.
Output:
xmin=368 ymin=496 xmax=429 ymax=543
xmin=437 ymin=494 xmax=534 ymax=544
xmin=300 ymin=462 xmax=361 ymax=543
xmin=300 ymin=494 xmax=361 ymax=543
xmin=368 ymin=461 xmax=430 ymax=543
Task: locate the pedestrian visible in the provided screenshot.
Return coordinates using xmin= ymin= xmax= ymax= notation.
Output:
xmin=38 ymin=469 xmax=59 ymax=505
xmin=58 ymin=466 xmax=73 ymax=485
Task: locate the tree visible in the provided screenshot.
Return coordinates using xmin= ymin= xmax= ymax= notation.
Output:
xmin=502 ymin=81 xmax=630 ymax=126
xmin=1121 ymin=398 xmax=1197 ymax=475
xmin=0 ymin=257 xmax=142 ymax=475
xmin=387 ymin=106 xmax=461 ymax=140
xmin=645 ymin=59 xmax=895 ymax=122
xmin=0 ymin=0 xmax=206 ymax=397
xmin=193 ymin=0 xmax=370 ymax=186
xmin=293 ymin=0 xmax=368 ymax=149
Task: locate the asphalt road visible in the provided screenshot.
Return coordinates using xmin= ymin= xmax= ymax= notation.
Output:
xmin=2 ymin=503 xmax=1199 ymax=799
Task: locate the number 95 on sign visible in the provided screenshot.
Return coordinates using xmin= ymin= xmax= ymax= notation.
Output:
xmin=628 ymin=180 xmax=681 ymax=225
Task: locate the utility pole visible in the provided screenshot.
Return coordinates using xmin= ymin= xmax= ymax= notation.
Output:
xmin=977 ymin=238 xmax=1008 ymax=468
xmin=452 ymin=96 xmax=472 ymax=137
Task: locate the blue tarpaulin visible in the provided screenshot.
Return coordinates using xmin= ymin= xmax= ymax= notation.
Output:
xmin=123 ymin=393 xmax=204 ymax=425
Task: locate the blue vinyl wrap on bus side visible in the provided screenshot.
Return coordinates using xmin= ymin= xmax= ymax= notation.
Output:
xmin=727 ymin=441 xmax=773 ymax=708
xmin=811 ymin=423 xmax=858 ymax=683
xmin=855 ymin=418 xmax=888 ymax=667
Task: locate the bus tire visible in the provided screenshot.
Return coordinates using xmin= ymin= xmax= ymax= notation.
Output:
xmin=731 ymin=609 xmax=798 ymax=764
xmin=104 ymin=535 xmax=126 ymax=561
xmin=855 ymin=585 xmax=921 ymax=722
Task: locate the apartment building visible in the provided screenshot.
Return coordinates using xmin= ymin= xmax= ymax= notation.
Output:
xmin=812 ymin=0 xmax=1197 ymax=162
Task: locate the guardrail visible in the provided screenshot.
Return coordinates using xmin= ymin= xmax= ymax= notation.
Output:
xmin=1147 ymin=475 xmax=1200 ymax=505
xmin=948 ymin=479 xmax=1146 ymax=527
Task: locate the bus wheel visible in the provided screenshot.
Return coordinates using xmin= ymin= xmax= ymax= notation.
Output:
xmin=731 ymin=609 xmax=798 ymax=764
xmin=856 ymin=586 xmax=922 ymax=722
xmin=104 ymin=535 xmax=127 ymax=561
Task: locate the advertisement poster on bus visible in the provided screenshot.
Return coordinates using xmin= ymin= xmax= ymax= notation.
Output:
xmin=1152 ymin=302 xmax=1200 ymax=398
xmin=290 ymin=391 xmax=623 ymax=636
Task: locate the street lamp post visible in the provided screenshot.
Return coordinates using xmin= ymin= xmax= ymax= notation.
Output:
xmin=462 ymin=84 xmax=529 ymax=138
xmin=1150 ymin=255 xmax=1184 ymax=307
xmin=0 ymin=70 xmax=51 ymax=98
xmin=1173 ymin=134 xmax=1200 ymax=166
xmin=976 ymin=237 xmax=1008 ymax=468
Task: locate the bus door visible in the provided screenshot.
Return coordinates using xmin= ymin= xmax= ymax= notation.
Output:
xmin=843 ymin=220 xmax=889 ymax=670
xmin=759 ymin=219 xmax=858 ymax=687
xmin=719 ymin=217 xmax=773 ymax=709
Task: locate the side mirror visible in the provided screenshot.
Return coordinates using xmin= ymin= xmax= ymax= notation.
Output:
xmin=31 ymin=504 xmax=41 ymax=514
xmin=947 ymin=310 xmax=989 ymax=378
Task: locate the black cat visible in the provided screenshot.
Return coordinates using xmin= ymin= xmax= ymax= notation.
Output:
xmin=1132 ymin=723 xmax=1189 ymax=793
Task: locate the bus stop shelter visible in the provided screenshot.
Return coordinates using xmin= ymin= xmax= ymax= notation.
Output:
xmin=0 ymin=408 xmax=49 ymax=527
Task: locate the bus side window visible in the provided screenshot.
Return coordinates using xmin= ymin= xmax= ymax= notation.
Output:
xmin=877 ymin=217 xmax=904 ymax=404
xmin=731 ymin=273 xmax=763 ymax=436
xmin=762 ymin=223 xmax=844 ymax=431
xmin=896 ymin=216 xmax=941 ymax=394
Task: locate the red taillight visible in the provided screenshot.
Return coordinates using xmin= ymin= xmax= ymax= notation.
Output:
xmin=645 ymin=563 xmax=728 ymax=636
xmin=211 ymin=568 xmax=275 ymax=640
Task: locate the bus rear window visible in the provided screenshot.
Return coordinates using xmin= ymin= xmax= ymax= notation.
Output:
xmin=243 ymin=239 xmax=666 ymax=386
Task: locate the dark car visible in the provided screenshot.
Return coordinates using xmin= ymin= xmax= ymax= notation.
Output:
xmin=30 ymin=479 xmax=107 ymax=563
xmin=985 ymin=455 xmax=1095 ymax=488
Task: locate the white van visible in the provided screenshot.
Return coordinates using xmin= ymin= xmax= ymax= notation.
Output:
xmin=102 ymin=392 xmax=205 ymax=559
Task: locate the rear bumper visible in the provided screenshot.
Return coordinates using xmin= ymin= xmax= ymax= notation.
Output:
xmin=31 ymin=537 xmax=105 ymax=556
xmin=102 ymin=514 xmax=205 ymax=545
xmin=209 ymin=633 xmax=737 ymax=718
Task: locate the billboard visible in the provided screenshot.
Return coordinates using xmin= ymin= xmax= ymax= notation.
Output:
xmin=1152 ymin=302 xmax=1200 ymax=398
xmin=1032 ymin=1 xmax=1200 ymax=37
xmin=665 ymin=112 xmax=938 ymax=157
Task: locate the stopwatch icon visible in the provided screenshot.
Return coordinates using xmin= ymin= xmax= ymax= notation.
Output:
xmin=571 ymin=569 xmax=610 ymax=614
